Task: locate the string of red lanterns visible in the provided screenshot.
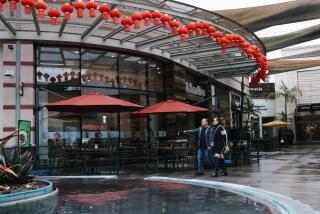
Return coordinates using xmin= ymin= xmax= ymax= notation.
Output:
xmin=0 ymin=0 xmax=267 ymax=86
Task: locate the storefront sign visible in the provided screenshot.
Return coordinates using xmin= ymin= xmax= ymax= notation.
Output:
xmin=18 ymin=120 xmax=31 ymax=147
xmin=186 ymin=82 xmax=205 ymax=97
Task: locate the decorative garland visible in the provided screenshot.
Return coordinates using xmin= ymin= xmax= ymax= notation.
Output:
xmin=5 ymin=0 xmax=268 ymax=86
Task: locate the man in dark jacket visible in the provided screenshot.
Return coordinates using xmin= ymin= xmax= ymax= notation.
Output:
xmin=181 ymin=118 xmax=214 ymax=175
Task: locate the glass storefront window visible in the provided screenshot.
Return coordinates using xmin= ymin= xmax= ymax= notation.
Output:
xmin=36 ymin=46 xmax=80 ymax=86
xmin=81 ymin=49 xmax=118 ymax=88
xmin=119 ymin=54 xmax=146 ymax=90
xmin=148 ymin=59 xmax=163 ymax=92
xmin=35 ymin=45 xmax=165 ymax=170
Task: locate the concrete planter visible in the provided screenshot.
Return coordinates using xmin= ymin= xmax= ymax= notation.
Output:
xmin=0 ymin=180 xmax=58 ymax=214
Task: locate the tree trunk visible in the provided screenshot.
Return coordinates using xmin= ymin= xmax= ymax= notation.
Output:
xmin=245 ymin=112 xmax=250 ymax=128
xmin=285 ymin=95 xmax=288 ymax=122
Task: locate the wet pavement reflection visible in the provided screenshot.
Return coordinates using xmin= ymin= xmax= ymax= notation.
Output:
xmin=54 ymin=179 xmax=272 ymax=214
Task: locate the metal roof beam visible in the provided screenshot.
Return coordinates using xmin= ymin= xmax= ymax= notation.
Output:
xmin=197 ymin=59 xmax=255 ymax=69
xmin=137 ymin=34 xmax=210 ymax=50
xmin=198 ymin=62 xmax=256 ymax=72
xmin=81 ymin=15 xmax=103 ymax=40
xmin=81 ymin=4 xmax=117 ymax=40
xmin=171 ymin=47 xmax=239 ymax=59
xmin=31 ymin=7 xmax=40 ymax=35
xmin=121 ymin=24 xmax=164 ymax=43
xmin=103 ymin=26 xmax=124 ymax=41
xmin=0 ymin=14 xmax=16 ymax=36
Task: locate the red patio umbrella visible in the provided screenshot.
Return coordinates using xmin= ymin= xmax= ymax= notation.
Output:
xmin=46 ymin=92 xmax=144 ymax=113
xmin=132 ymin=99 xmax=208 ymax=115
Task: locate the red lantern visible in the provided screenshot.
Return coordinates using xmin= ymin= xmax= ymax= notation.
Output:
xmin=9 ymin=0 xmax=19 ymax=11
xmin=202 ymin=22 xmax=210 ymax=35
xmin=239 ymin=42 xmax=250 ymax=50
xmin=99 ymin=3 xmax=110 ymax=20
xmin=110 ymin=9 xmax=121 ymax=25
xmin=244 ymin=48 xmax=255 ymax=60
xmin=131 ymin=12 xmax=142 ymax=29
xmin=212 ymin=31 xmax=223 ymax=39
xmin=121 ymin=17 xmax=132 ymax=32
xmin=161 ymin=14 xmax=171 ymax=29
xmin=169 ymin=19 xmax=180 ymax=35
xmin=86 ymin=0 xmax=97 ymax=18
xmin=0 ymin=0 xmax=6 ymax=13
xmin=74 ymin=0 xmax=85 ymax=18
xmin=195 ymin=22 xmax=203 ymax=36
xmin=152 ymin=10 xmax=161 ymax=25
xmin=21 ymin=0 xmax=33 ymax=14
xmin=219 ymin=37 xmax=231 ymax=52
xmin=61 ymin=3 xmax=73 ymax=21
xmin=207 ymin=26 xmax=216 ymax=37
xmin=142 ymin=11 xmax=152 ymax=26
xmin=34 ymin=0 xmax=46 ymax=17
xmin=178 ymin=27 xmax=188 ymax=42
xmin=48 ymin=8 xmax=60 ymax=25
xmin=186 ymin=22 xmax=195 ymax=37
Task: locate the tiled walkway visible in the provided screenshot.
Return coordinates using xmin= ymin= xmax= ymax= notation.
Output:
xmin=146 ymin=144 xmax=320 ymax=211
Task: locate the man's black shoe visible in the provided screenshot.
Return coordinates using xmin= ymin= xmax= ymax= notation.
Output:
xmin=195 ymin=172 xmax=204 ymax=176
xmin=212 ymin=172 xmax=218 ymax=177
xmin=223 ymin=171 xmax=228 ymax=176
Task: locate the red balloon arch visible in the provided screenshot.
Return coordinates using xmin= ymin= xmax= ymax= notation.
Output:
xmin=2 ymin=0 xmax=268 ymax=86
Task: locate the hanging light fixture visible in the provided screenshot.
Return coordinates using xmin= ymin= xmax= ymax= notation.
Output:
xmin=142 ymin=10 xmax=152 ymax=26
xmin=178 ymin=27 xmax=188 ymax=42
xmin=21 ymin=0 xmax=33 ymax=14
xmin=131 ymin=12 xmax=142 ymax=29
xmin=73 ymin=0 xmax=85 ymax=18
xmin=61 ymin=3 xmax=73 ymax=21
xmin=160 ymin=14 xmax=171 ymax=29
xmin=99 ymin=3 xmax=110 ymax=20
xmin=152 ymin=10 xmax=161 ymax=25
xmin=86 ymin=0 xmax=97 ymax=18
xmin=0 ymin=0 xmax=6 ymax=13
xmin=121 ymin=16 xmax=133 ymax=32
xmin=110 ymin=9 xmax=121 ymax=25
xmin=169 ymin=19 xmax=180 ymax=35
xmin=34 ymin=0 xmax=46 ymax=17
xmin=48 ymin=7 xmax=60 ymax=25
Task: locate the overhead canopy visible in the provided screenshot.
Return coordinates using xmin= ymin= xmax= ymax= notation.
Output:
xmin=217 ymin=0 xmax=320 ymax=32
xmin=46 ymin=92 xmax=144 ymax=113
xmin=132 ymin=100 xmax=208 ymax=114
xmin=0 ymin=0 xmax=264 ymax=79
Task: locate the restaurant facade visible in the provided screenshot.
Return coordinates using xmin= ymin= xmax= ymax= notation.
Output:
xmin=0 ymin=0 xmax=264 ymax=173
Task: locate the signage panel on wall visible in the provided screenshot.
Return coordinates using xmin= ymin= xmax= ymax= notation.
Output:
xmin=185 ymin=82 xmax=205 ymax=97
xmin=18 ymin=120 xmax=31 ymax=147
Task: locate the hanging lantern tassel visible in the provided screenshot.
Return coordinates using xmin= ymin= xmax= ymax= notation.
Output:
xmin=142 ymin=11 xmax=152 ymax=26
xmin=178 ymin=27 xmax=188 ymax=42
xmin=61 ymin=3 xmax=73 ymax=21
xmin=99 ymin=3 xmax=110 ymax=20
xmin=169 ymin=20 xmax=180 ymax=35
xmin=86 ymin=0 xmax=97 ymax=18
xmin=152 ymin=10 xmax=161 ymax=25
xmin=110 ymin=9 xmax=121 ymax=25
xmin=131 ymin=12 xmax=142 ymax=29
xmin=48 ymin=8 xmax=60 ymax=25
xmin=161 ymin=14 xmax=171 ymax=30
xmin=21 ymin=0 xmax=33 ymax=14
xmin=121 ymin=17 xmax=132 ymax=32
xmin=10 ymin=0 xmax=19 ymax=11
xmin=74 ymin=0 xmax=85 ymax=18
xmin=34 ymin=0 xmax=47 ymax=18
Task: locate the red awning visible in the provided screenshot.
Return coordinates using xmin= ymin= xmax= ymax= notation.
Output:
xmin=132 ymin=100 xmax=208 ymax=115
xmin=46 ymin=92 xmax=144 ymax=113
